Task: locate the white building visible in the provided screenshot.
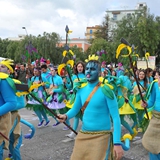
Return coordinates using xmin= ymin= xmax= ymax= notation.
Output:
xmin=106 ymin=2 xmax=147 ymax=37
xmin=7 ymin=34 xmax=26 ymax=41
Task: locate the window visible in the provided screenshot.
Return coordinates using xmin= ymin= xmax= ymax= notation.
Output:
xmin=90 ymin=36 xmax=92 ymax=39
xmin=90 ymin=29 xmax=93 ymax=34
xmin=127 ymin=13 xmax=131 ymax=18
xmin=113 ymin=14 xmax=117 ymax=20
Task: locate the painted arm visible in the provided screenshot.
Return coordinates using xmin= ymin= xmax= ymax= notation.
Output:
xmin=0 ymin=80 xmax=17 ymax=116
xmin=106 ymin=92 xmax=121 ymax=144
xmin=14 ymin=95 xmax=25 ymax=111
xmin=53 ymin=84 xmax=64 ymax=93
xmin=147 ymin=83 xmax=156 ymax=108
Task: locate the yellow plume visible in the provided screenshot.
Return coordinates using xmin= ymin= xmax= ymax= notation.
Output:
xmin=66 ymin=60 xmax=74 ymax=68
xmin=63 ymin=50 xmax=67 ymax=57
xmin=68 ymin=30 xmax=73 ymax=34
xmin=116 ymin=44 xmax=132 ymax=59
xmin=85 ymin=54 xmax=99 ymax=63
xmin=69 ymin=50 xmax=74 ymax=56
xmin=58 ymin=64 xmax=66 ymax=75
xmin=0 ymin=59 xmax=14 ymax=73
xmin=145 ymin=52 xmax=150 ymax=60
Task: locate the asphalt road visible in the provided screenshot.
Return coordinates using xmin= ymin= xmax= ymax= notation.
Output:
xmin=3 ymin=108 xmax=149 ymax=160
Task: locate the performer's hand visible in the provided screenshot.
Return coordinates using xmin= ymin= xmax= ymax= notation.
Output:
xmin=49 ymin=91 xmax=53 ymax=95
xmin=141 ymin=101 xmax=147 ymax=108
xmin=57 ymin=114 xmax=67 ymax=123
xmin=113 ymin=145 xmax=124 ymax=160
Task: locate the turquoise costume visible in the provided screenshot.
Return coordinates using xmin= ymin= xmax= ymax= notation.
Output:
xmin=26 ymin=74 xmax=50 ymax=127
xmin=65 ymin=60 xmax=122 ymax=160
xmin=47 ymin=72 xmax=70 ymax=127
xmin=116 ymin=75 xmax=137 ymax=138
xmin=132 ymin=80 xmax=149 ymax=127
xmin=0 ymin=73 xmax=17 ymax=160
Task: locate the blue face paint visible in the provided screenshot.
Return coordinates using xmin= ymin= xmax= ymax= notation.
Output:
xmin=0 ymin=64 xmax=8 ymax=74
xmin=85 ymin=62 xmax=99 ymax=83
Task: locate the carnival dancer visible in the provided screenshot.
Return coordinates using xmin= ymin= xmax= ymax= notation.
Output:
xmin=47 ymin=66 xmax=70 ymax=129
xmin=0 ymin=59 xmax=34 ymax=160
xmin=141 ymin=70 xmax=160 ymax=160
xmin=26 ymin=67 xmax=50 ymax=127
xmin=116 ymin=74 xmax=137 ymax=139
xmin=65 ymin=61 xmax=86 ymax=139
xmin=0 ymin=59 xmax=17 ymax=159
xmin=116 ymin=63 xmax=124 ymax=77
xmin=145 ymin=68 xmax=153 ymax=84
xmin=58 ymin=55 xmax=123 ymax=160
xmin=132 ymin=69 xmax=149 ymax=130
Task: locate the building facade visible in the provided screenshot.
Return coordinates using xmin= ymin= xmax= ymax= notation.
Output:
xmin=106 ymin=2 xmax=147 ymax=37
xmin=7 ymin=34 xmax=26 ymax=41
xmin=85 ymin=25 xmax=101 ymax=40
xmin=57 ymin=38 xmax=91 ymax=52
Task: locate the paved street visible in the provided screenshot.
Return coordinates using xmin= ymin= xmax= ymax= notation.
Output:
xmin=4 ymin=108 xmax=149 ymax=160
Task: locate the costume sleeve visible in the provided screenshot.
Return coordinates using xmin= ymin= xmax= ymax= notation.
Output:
xmin=53 ymin=84 xmax=64 ymax=93
xmin=0 ymin=80 xmax=17 ymax=116
xmin=147 ymin=83 xmax=156 ymax=108
xmin=14 ymin=96 xmax=25 ymax=110
xmin=57 ymin=76 xmax=63 ymax=85
xmin=105 ymin=92 xmax=121 ymax=144
xmin=66 ymin=91 xmax=82 ymax=119
xmin=42 ymin=75 xmax=50 ymax=88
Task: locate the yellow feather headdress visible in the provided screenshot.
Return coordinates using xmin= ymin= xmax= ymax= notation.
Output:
xmin=0 ymin=59 xmax=14 ymax=73
xmin=85 ymin=54 xmax=99 ymax=63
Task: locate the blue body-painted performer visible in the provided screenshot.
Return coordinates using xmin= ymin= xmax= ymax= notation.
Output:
xmin=0 ymin=59 xmax=17 ymax=160
xmin=142 ymin=70 xmax=160 ymax=160
xmin=0 ymin=60 xmax=35 ymax=160
xmin=26 ymin=67 xmax=50 ymax=127
xmin=47 ymin=66 xmax=70 ymax=129
xmin=58 ymin=55 xmax=123 ymax=160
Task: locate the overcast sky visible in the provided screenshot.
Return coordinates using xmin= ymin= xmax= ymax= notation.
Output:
xmin=0 ymin=0 xmax=160 ymax=39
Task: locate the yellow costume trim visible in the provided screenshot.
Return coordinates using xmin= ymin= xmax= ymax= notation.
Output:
xmin=12 ymin=79 xmax=21 ymax=84
xmin=144 ymin=111 xmax=152 ymax=119
xmin=119 ymin=102 xmax=135 ymax=114
xmin=85 ymin=54 xmax=99 ymax=63
xmin=131 ymin=128 xmax=138 ymax=140
xmin=4 ymin=158 xmax=12 ymax=160
xmin=16 ymin=83 xmax=45 ymax=96
xmin=0 ymin=59 xmax=14 ymax=73
xmin=122 ymin=133 xmax=132 ymax=141
xmin=0 ymin=72 xmax=9 ymax=79
xmin=116 ymin=43 xmax=132 ymax=59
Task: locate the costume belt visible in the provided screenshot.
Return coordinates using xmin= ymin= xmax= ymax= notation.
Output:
xmin=152 ymin=111 xmax=160 ymax=119
xmin=80 ymin=130 xmax=111 ymax=135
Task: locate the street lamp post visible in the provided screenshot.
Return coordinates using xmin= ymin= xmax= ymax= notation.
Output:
xmin=22 ymin=27 xmax=28 ymax=36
